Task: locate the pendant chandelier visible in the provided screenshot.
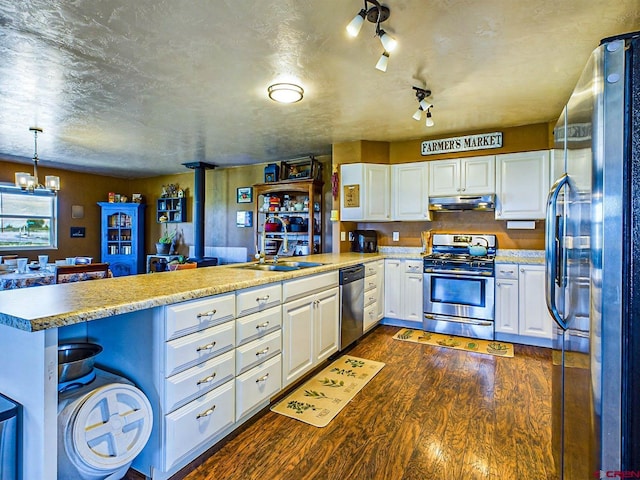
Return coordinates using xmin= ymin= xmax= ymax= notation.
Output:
xmin=14 ymin=127 xmax=60 ymax=193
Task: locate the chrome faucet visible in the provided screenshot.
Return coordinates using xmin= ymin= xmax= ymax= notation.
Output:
xmin=259 ymin=216 xmax=289 ymax=263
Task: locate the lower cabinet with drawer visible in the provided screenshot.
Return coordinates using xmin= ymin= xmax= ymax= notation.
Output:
xmin=282 ymin=271 xmax=340 ymax=387
xmin=363 ymin=259 xmax=384 ymax=332
xmin=234 ymin=284 xmax=283 ymax=422
xmin=383 ymin=258 xmax=423 ymax=327
xmin=495 ymin=263 xmax=554 ymax=347
xmin=164 ymin=380 xmax=236 ymax=470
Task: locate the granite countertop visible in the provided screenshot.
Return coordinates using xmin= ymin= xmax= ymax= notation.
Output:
xmin=0 ymin=252 xmax=383 ymax=332
xmin=494 ymin=249 xmax=545 ymax=265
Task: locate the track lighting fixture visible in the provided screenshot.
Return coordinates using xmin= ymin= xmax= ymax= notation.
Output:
xmin=14 ymin=127 xmax=60 ymax=193
xmin=412 ymin=86 xmax=435 ymax=127
xmin=346 ymin=0 xmax=397 ymax=71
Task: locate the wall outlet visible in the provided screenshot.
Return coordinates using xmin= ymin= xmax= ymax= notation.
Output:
xmin=340 ymin=231 xmax=346 ymax=242
xmin=348 ymin=231 xmax=354 ymax=242
xmin=392 ymin=231 xmax=400 ymax=241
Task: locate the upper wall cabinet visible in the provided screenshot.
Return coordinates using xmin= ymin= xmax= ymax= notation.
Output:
xmin=340 ymin=163 xmax=390 ymax=221
xmin=495 ymin=150 xmax=550 ymax=220
xmin=428 ymin=156 xmax=495 ymax=197
xmin=392 ymin=162 xmax=431 ymax=221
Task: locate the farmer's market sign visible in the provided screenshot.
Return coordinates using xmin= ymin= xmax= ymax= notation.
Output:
xmin=421 ymin=132 xmax=502 ymax=156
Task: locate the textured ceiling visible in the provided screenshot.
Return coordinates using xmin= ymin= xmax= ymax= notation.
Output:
xmin=0 ymin=0 xmax=638 ymax=178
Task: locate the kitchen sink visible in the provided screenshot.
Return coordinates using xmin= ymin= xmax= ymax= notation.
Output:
xmin=275 ymin=261 xmax=324 ymax=268
xmin=234 ymin=261 xmax=325 ymax=272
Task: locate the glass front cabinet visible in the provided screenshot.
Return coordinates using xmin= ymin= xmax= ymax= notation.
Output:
xmin=98 ymin=202 xmax=145 ymax=276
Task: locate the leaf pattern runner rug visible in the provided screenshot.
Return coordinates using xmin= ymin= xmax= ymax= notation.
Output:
xmin=270 ymin=356 xmax=385 ymax=427
xmin=393 ymin=328 xmax=514 ymax=358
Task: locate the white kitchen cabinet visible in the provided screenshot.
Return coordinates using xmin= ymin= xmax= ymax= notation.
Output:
xmin=282 ymin=272 xmax=340 ymax=387
xmin=495 ymin=263 xmax=553 ymax=345
xmin=495 ymin=150 xmax=550 ymax=220
xmin=392 ymin=162 xmax=431 ymax=221
xmin=428 ymin=156 xmax=495 ymax=197
xmin=495 ymin=265 xmax=519 ymax=335
xmin=340 ymin=163 xmax=390 ymax=221
xmin=518 ymin=265 xmax=554 ymax=339
xmin=383 ymin=259 xmax=423 ymax=327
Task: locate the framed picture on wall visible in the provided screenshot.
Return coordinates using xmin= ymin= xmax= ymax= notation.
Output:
xmin=237 ymin=187 xmax=253 ymax=203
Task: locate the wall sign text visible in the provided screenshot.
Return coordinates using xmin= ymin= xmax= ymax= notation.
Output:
xmin=421 ymin=132 xmax=503 ymax=156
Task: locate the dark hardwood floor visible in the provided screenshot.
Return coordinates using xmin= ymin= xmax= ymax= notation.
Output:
xmin=126 ymin=325 xmax=555 ymax=480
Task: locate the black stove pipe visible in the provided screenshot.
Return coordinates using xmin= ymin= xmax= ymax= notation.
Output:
xmin=183 ymin=161 xmax=216 ymax=264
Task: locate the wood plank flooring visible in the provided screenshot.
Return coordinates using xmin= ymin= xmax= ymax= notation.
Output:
xmin=126 ymin=325 xmax=555 ymax=480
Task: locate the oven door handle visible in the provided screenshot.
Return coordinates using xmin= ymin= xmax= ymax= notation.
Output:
xmin=423 ymin=268 xmax=493 ymax=277
xmin=424 ymin=313 xmax=493 ymax=326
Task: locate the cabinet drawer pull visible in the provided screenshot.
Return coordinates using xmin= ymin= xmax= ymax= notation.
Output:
xmin=255 ymin=347 xmax=270 ymax=356
xmin=197 ymin=309 xmax=217 ymax=319
xmin=499 ymin=269 xmax=515 ymax=274
xmin=256 ymin=295 xmax=270 ymax=302
xmin=368 ymin=297 xmax=375 ymax=302
xmin=196 ymin=372 xmax=217 ymax=385
xmin=256 ymin=321 xmax=270 ymax=329
xmin=196 ymin=341 xmax=216 ymax=352
xmin=255 ymin=373 xmax=270 ymax=383
xmin=368 ymin=282 xmax=375 ymax=288
xmin=196 ymin=405 xmax=216 ymax=419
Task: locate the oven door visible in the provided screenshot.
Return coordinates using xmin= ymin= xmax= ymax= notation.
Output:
xmin=423 ymin=270 xmax=495 ymax=340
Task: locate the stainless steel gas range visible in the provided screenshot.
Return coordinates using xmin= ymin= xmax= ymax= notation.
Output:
xmin=423 ymin=233 xmax=496 ymax=340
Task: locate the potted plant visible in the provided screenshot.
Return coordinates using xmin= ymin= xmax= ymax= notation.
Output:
xmin=156 ymin=227 xmax=176 ymax=255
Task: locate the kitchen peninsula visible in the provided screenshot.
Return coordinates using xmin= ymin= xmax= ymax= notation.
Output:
xmin=0 ymin=252 xmax=380 ymax=480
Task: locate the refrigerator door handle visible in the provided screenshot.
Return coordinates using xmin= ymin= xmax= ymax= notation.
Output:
xmin=545 ymin=174 xmax=569 ymax=330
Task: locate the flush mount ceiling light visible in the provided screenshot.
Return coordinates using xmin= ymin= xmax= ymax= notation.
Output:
xmin=268 ymin=83 xmax=304 ymax=103
xmin=412 ymin=86 xmax=435 ymax=127
xmin=346 ymin=0 xmax=397 ymax=72
xmin=14 ymin=127 xmax=60 ymax=193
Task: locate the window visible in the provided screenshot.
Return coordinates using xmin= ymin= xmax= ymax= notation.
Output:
xmin=0 ymin=186 xmax=57 ymax=250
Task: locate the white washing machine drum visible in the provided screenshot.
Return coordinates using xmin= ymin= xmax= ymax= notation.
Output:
xmin=58 ymin=382 xmax=152 ymax=480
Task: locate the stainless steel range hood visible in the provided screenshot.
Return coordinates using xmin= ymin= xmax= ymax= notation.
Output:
xmin=428 ymin=194 xmax=495 ymax=212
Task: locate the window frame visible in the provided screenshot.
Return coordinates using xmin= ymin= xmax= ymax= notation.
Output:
xmin=0 ymin=185 xmax=58 ymax=251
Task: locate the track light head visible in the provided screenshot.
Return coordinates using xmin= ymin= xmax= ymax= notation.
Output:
xmin=346 ymin=8 xmax=367 ymax=37
xmin=375 ymin=51 xmax=389 ymax=72
xmin=412 ymin=107 xmax=423 ymax=121
xmin=426 ymin=109 xmax=435 ymax=127
xmin=377 ymin=29 xmax=397 ymax=52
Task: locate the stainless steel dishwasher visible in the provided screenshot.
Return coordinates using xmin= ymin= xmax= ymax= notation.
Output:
xmin=339 ymin=264 xmax=364 ymax=350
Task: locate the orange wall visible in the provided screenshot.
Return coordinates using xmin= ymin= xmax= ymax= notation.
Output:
xmin=0 ymin=160 xmax=129 ymax=262
xmin=332 ymin=123 xmax=552 ymax=252
xmin=1 ymin=156 xmax=333 ymax=265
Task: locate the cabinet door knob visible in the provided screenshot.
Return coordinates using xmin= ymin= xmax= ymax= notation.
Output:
xmin=520 ymin=268 xmax=525 ymax=273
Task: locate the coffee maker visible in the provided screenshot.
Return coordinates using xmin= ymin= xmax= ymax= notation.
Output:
xmin=351 ymin=230 xmax=378 ymax=253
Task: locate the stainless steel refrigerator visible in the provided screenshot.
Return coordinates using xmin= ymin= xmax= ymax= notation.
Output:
xmin=546 ymin=31 xmax=640 ymax=478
